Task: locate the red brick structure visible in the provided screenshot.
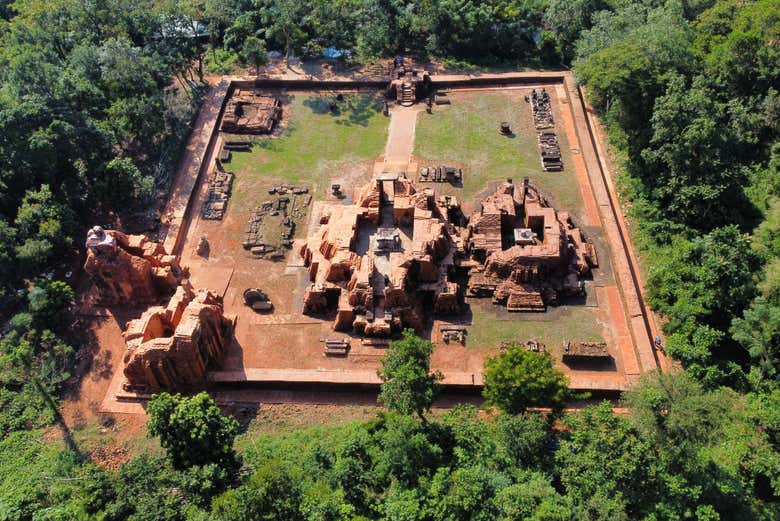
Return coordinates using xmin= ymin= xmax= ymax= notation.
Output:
xmin=122 ymin=284 xmax=235 ymax=393
xmin=466 ymin=180 xmax=598 ymax=310
xmin=389 ymin=67 xmax=431 ymax=106
xmin=83 ymin=226 xmax=184 ymax=306
xmin=220 ymin=89 xmax=281 ymax=134
xmin=301 ymin=175 xmax=460 ymax=336
xmin=300 ymin=176 xmax=597 ymax=333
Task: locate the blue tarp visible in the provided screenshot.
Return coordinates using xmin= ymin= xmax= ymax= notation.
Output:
xmin=323 ymin=47 xmax=347 ymax=59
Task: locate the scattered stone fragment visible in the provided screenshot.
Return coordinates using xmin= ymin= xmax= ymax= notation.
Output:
xmin=538 ymin=131 xmax=563 ymax=171
xmin=418 ymin=166 xmax=463 ymax=184
xmin=243 ymin=287 xmax=273 ymax=311
xmin=528 ymin=88 xmax=554 ymax=129
xmin=324 ymin=338 xmax=350 ymax=356
xmin=244 ymin=191 xmax=310 ymax=259
xmin=201 ymin=169 xmax=234 ymax=220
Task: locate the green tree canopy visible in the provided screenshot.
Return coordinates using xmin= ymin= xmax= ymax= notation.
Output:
xmin=242 ymin=35 xmax=268 ymax=74
xmin=378 ymin=329 xmax=442 ymax=421
xmin=147 ymin=392 xmax=239 ymax=470
xmin=482 ymin=344 xmax=569 ymax=414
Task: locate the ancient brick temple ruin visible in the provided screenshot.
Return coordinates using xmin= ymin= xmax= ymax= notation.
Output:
xmin=300 ymin=176 xmax=597 ymax=336
xmin=220 ymin=89 xmax=281 ymax=134
xmin=466 ymin=180 xmax=597 ymax=311
xmin=83 ymin=227 xmax=234 ymax=393
xmin=301 ymin=175 xmax=462 ymax=336
xmin=83 ymin=226 xmax=184 ymax=306
xmin=122 ymin=283 xmax=234 ymax=393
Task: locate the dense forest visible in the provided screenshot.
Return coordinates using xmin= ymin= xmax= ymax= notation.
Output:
xmin=0 ymin=0 xmax=778 ymax=519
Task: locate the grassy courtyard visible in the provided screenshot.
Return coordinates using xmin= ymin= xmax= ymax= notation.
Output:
xmin=228 ymin=93 xmax=389 ymax=209
xmin=414 ymin=90 xmax=583 ymax=213
xmin=465 ymin=299 xmax=605 ymax=351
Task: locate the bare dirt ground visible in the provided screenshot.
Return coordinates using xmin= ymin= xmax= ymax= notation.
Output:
xmin=53 ymin=309 xmax=152 ymax=467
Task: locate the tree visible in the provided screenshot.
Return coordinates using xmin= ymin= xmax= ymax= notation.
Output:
xmin=331 ymin=427 xmax=376 ymax=515
xmin=147 ymin=392 xmax=239 ymax=470
xmin=14 ymin=184 xmax=76 ymax=272
xmin=493 ymin=470 xmax=570 ymax=521
xmin=575 ymin=4 xmax=694 ymax=146
xmin=647 ymin=226 xmax=759 ymax=383
xmin=759 ymin=257 xmax=780 ymax=305
xmin=544 ymin=0 xmax=605 ymax=62
xmin=259 ymin=0 xmax=308 ymax=65
xmin=482 ymin=345 xmax=569 ymax=414
xmin=211 ymin=460 xmax=303 ymax=521
xmin=496 ymin=412 xmax=552 ymax=469
xmin=378 ymin=329 xmax=442 ymax=421
xmin=0 ymin=322 xmax=76 ymax=450
xmin=556 ymin=402 xmax=661 ymax=519
xmin=375 ymin=413 xmax=448 ymax=486
xmin=26 ymin=277 xmax=74 ymax=328
xmin=0 ymin=219 xmax=17 ymax=297
xmin=428 ymin=465 xmax=503 ymax=521
xmin=0 ymin=320 xmax=74 ymax=404
xmin=731 ymin=297 xmax=780 ymax=384
xmin=622 ymin=372 xmax=778 ymax=519
xmin=95 ymin=157 xmax=153 ymax=207
xmin=639 ymin=73 xmax=755 ymax=229
xmin=242 ymin=36 xmax=268 ymax=74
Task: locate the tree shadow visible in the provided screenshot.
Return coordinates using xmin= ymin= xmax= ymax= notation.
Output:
xmin=562 ymin=356 xmax=617 ymax=372
xmin=35 ymin=378 xmax=85 ymax=460
xmin=89 ymin=349 xmax=114 ymax=382
xmin=302 ymin=94 xmax=381 ymax=127
xmin=220 ymin=401 xmax=260 ymax=434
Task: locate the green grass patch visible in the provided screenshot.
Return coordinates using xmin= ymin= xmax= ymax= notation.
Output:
xmin=466 ymin=300 xmax=604 ymax=350
xmin=414 ymin=91 xmax=584 ymax=214
xmin=236 ymin=420 xmax=365 ymax=470
xmin=228 ymin=93 xmax=389 ymax=209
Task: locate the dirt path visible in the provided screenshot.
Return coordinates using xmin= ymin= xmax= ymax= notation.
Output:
xmin=161 ymin=80 xmax=230 ymax=255
xmin=383 ymin=105 xmax=424 ymax=169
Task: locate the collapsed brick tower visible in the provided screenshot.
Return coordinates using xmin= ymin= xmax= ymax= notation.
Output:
xmin=466 ymin=180 xmax=598 ymax=310
xmin=300 ymin=175 xmax=462 ymax=336
xmin=83 ymin=226 xmax=184 ymax=306
xmin=299 ymin=175 xmax=598 ymax=335
xmin=122 ymin=284 xmax=235 ymax=393
xmin=83 ymin=226 xmax=235 ymax=393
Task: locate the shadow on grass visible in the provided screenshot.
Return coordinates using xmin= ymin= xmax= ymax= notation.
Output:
xmin=302 ymin=94 xmax=381 ymax=127
xmin=563 ymin=356 xmax=617 ymax=372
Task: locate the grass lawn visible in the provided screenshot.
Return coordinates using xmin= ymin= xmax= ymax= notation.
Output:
xmin=234 ymin=406 xmax=453 ymax=468
xmin=414 ymin=90 xmax=583 ymax=214
xmin=228 ymin=93 xmax=389 ymax=209
xmin=466 ymin=299 xmax=604 ymax=351
xmin=234 ymin=404 xmax=381 ymax=454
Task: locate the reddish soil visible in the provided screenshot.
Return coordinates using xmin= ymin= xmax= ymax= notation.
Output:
xmin=555 ymin=85 xmax=601 ymax=227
